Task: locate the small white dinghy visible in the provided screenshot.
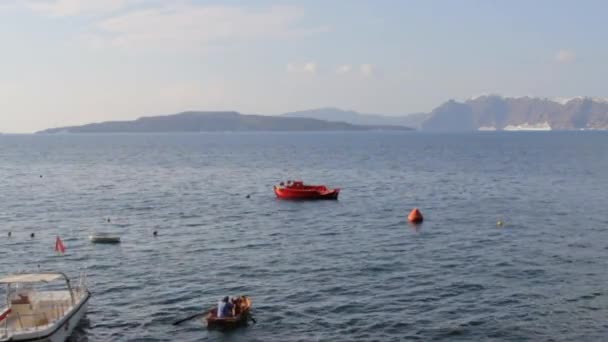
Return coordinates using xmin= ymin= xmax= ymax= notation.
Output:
xmin=0 ymin=272 xmax=90 ymax=342
xmin=89 ymin=232 xmax=121 ymax=244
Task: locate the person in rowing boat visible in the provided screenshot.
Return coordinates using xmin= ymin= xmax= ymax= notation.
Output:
xmin=217 ymin=296 xmax=234 ymax=318
xmin=231 ymin=296 xmax=243 ymax=316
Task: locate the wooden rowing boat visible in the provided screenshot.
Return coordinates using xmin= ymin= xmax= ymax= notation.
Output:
xmin=203 ymin=296 xmax=252 ymax=329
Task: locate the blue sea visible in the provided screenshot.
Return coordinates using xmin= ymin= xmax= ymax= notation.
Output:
xmin=1 ymin=132 xmax=608 ymax=341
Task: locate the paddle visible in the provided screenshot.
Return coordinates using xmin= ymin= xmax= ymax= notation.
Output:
xmin=173 ymin=311 xmax=208 ymax=326
xmin=248 ymin=314 xmax=257 ymax=324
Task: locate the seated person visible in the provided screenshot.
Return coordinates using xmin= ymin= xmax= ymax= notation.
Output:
xmin=232 ymin=297 xmax=242 ymax=316
xmin=11 ymin=293 xmax=30 ymax=304
xmin=217 ymin=296 xmax=234 ymax=318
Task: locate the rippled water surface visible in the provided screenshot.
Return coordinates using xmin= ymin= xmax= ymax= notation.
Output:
xmin=1 ymin=132 xmax=608 ymax=341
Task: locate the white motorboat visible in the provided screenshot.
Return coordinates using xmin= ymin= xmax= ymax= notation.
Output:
xmin=0 ymin=272 xmax=90 ymax=342
xmin=89 ymin=232 xmax=121 ymax=244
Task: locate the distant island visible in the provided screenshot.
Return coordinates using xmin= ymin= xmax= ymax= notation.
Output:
xmin=37 ymin=111 xmax=413 ymax=133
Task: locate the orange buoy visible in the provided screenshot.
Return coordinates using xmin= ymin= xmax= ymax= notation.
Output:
xmin=408 ymin=208 xmax=423 ymax=223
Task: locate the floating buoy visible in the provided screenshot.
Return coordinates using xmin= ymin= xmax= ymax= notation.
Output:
xmin=107 ymin=218 xmax=111 ymax=223
xmin=408 ymin=208 xmax=423 ymax=224
xmin=39 ymin=175 xmax=43 ymax=178
xmin=30 ymin=233 xmax=35 ymax=238
xmin=153 ymin=230 xmax=158 ymax=237
xmin=246 ymin=194 xmax=251 ymax=199
xmin=8 ymin=231 xmax=11 ymax=237
xmin=497 ymin=220 xmax=504 ymax=227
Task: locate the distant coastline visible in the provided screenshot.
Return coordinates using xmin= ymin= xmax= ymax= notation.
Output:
xmin=33 ymin=95 xmax=608 ymax=134
xmin=37 ymin=111 xmax=414 ymax=134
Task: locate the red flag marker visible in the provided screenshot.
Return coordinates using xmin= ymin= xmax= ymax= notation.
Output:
xmin=55 ymin=236 xmax=66 ymax=254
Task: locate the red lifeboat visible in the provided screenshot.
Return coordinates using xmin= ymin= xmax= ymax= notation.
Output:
xmin=274 ymin=180 xmax=340 ymax=200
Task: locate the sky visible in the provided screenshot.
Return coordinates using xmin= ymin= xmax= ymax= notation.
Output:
xmin=1 ymin=0 xmax=607 ymax=133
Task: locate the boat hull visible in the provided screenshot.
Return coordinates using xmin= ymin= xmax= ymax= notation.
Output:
xmin=4 ymin=291 xmax=90 ymax=342
xmin=89 ymin=233 xmax=121 ymax=244
xmin=274 ymin=186 xmax=340 ymax=200
xmin=89 ymin=237 xmax=121 ymax=244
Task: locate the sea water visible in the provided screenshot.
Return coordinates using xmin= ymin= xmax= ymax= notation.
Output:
xmin=1 ymin=132 xmax=607 ymax=341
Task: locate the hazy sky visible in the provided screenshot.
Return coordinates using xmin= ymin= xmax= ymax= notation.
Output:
xmin=1 ymin=0 xmax=607 ymax=133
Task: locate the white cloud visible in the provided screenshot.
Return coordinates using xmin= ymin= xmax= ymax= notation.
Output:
xmin=14 ymin=2 xmax=327 ymax=51
xmin=287 ymin=62 xmax=317 ymax=73
xmin=360 ymin=64 xmax=374 ymax=77
xmin=555 ymin=49 xmax=576 ymax=63
xmin=303 ymin=62 xmax=316 ymax=73
xmin=336 ymin=64 xmax=351 ymax=74
xmin=24 ymin=0 xmax=137 ymax=17
xmin=90 ymin=5 xmax=325 ymax=51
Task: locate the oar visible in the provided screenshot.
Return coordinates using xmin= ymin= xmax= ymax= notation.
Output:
xmin=249 ymin=314 xmax=257 ymax=324
xmin=173 ymin=311 xmax=208 ymax=325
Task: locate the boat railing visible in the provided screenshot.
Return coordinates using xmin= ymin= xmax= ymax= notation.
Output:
xmin=2 ymin=297 xmax=74 ymax=336
xmin=2 ymin=301 xmax=73 ymax=336
xmin=0 ymin=308 xmax=8 ymax=340
xmin=77 ymin=272 xmax=88 ymax=293
xmin=4 ymin=311 xmax=51 ymax=333
xmin=39 ymin=300 xmax=68 ymax=316
xmin=0 ymin=327 xmax=7 ymax=340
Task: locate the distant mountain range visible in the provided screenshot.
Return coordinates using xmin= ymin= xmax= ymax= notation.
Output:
xmin=284 ymin=98 xmax=608 ymax=131
xmin=422 ymin=96 xmax=608 ymax=131
xmin=37 ymin=111 xmax=413 ymax=133
xmin=282 ymin=108 xmax=428 ymax=129
xmin=36 ymin=96 xmax=608 ymax=133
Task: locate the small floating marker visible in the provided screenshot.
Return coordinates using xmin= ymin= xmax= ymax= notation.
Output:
xmin=107 ymin=218 xmax=111 ymax=223
xmin=153 ymin=230 xmax=158 ymax=237
xmin=8 ymin=231 xmax=11 ymax=237
xmin=408 ymin=208 xmax=424 ymax=224
xmin=39 ymin=175 xmax=43 ymax=178
xmin=30 ymin=233 xmax=35 ymax=238
xmin=246 ymin=194 xmax=251 ymax=199
xmin=497 ymin=220 xmax=504 ymax=227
